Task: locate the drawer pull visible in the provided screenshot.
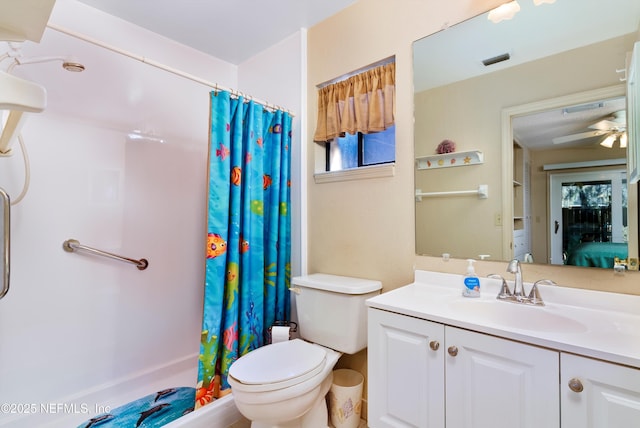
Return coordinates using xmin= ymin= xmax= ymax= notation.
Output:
xmin=448 ymin=346 xmax=458 ymax=357
xmin=429 ymin=340 xmax=440 ymax=351
xmin=568 ymin=378 xmax=584 ymax=393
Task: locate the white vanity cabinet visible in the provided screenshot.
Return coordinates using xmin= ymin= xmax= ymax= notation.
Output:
xmin=366 ymin=271 xmax=640 ymax=427
xmin=368 ymin=308 xmax=560 ymax=428
xmin=445 ymin=326 xmax=559 ymax=428
xmin=368 ymin=307 xmax=445 ymax=427
xmin=561 ymin=353 xmax=640 ymax=427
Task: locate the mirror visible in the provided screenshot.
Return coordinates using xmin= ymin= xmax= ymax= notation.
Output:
xmin=413 ymin=0 xmax=640 ymax=269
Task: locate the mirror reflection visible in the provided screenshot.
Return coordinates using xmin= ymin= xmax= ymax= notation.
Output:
xmin=413 ymin=0 xmax=640 ymax=269
xmin=511 ymin=94 xmax=629 ymax=268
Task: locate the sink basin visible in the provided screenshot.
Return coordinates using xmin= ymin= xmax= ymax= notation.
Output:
xmin=448 ymin=300 xmax=588 ymax=334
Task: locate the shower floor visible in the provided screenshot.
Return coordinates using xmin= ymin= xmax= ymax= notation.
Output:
xmin=76 ymin=387 xmax=195 ymax=428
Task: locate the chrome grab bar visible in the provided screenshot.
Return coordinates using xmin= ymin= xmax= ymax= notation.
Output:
xmin=62 ymin=239 xmax=149 ymax=270
xmin=0 ymin=188 xmax=9 ymax=300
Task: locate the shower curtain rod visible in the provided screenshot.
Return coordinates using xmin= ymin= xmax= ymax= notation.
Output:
xmin=46 ymin=23 xmax=295 ymax=116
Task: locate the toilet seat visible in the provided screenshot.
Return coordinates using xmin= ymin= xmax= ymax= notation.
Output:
xmin=228 ymin=339 xmax=327 ymax=393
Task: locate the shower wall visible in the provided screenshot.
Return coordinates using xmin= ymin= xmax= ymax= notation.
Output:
xmin=0 ymin=1 xmax=304 ymax=426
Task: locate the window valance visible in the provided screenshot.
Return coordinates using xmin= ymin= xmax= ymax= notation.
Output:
xmin=313 ymin=62 xmax=395 ymax=143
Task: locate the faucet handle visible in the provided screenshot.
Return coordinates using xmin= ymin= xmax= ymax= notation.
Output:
xmin=528 ymin=279 xmax=557 ymax=306
xmin=534 ymin=279 xmax=557 ymax=286
xmin=488 ymin=274 xmax=512 ymax=299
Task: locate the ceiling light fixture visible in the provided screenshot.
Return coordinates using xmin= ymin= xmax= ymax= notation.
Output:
xmin=620 ymin=132 xmax=628 ymax=149
xmin=600 ymin=132 xmax=627 ymax=149
xmin=488 ymin=0 xmax=555 ymax=24
xmin=599 ymin=134 xmax=616 ymax=148
xmin=488 ymin=1 xmax=521 ymax=23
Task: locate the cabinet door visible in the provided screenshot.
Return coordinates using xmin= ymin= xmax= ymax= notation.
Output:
xmin=368 ymin=308 xmax=445 ymax=428
xmin=561 ymin=353 xmax=640 ymax=427
xmin=445 ymin=326 xmax=559 ymax=428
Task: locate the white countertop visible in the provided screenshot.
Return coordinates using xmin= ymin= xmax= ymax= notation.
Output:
xmin=366 ymin=270 xmax=640 ymax=369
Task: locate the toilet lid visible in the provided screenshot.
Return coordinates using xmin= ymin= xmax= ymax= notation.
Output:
xmin=229 ymin=339 xmax=326 ymax=387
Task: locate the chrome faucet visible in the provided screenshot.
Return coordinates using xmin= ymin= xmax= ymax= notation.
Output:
xmin=488 ymin=260 xmax=557 ymax=306
xmin=506 ymin=259 xmax=524 ymax=301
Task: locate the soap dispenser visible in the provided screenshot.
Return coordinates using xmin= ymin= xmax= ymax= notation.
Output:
xmin=462 ymin=259 xmax=480 ymax=297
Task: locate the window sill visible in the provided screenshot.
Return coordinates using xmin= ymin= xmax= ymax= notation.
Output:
xmin=314 ymin=163 xmax=395 ymax=184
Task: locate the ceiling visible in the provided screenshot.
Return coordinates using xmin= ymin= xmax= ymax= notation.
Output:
xmin=0 ymin=0 xmax=355 ymax=143
xmin=413 ymin=0 xmax=640 ymax=93
xmin=414 ymin=0 xmax=640 ymax=151
xmin=4 ymin=0 xmax=636 ymax=151
xmin=512 ymin=96 xmax=627 ymax=151
xmin=77 ymin=0 xmax=356 ymax=65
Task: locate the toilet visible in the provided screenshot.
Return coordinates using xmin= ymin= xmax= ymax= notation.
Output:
xmin=228 ymin=273 xmax=382 ymax=428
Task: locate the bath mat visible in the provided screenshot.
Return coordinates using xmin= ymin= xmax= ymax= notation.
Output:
xmin=77 ymin=386 xmax=195 ymax=428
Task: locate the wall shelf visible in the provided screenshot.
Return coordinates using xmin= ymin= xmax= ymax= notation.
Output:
xmin=416 ymin=150 xmax=483 ymax=170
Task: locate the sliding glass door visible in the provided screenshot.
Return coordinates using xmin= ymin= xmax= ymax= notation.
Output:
xmin=549 ymin=169 xmax=627 ymax=266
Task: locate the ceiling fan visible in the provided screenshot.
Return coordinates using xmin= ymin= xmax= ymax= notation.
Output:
xmin=552 ymin=110 xmax=627 ymax=147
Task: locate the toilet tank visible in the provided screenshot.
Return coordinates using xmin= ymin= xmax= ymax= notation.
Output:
xmin=292 ymin=273 xmax=382 ymax=354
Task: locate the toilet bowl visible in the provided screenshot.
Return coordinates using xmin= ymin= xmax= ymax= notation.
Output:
xmin=228 ymin=339 xmax=341 ymax=427
xmin=228 ymin=273 xmax=382 ymax=428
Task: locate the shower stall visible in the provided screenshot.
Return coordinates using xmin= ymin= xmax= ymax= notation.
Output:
xmin=0 ymin=29 xmax=211 ymax=428
xmin=0 ymin=1 xmax=306 ymax=426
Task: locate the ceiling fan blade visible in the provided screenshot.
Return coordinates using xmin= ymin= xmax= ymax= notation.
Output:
xmin=589 ymin=119 xmax=624 ymax=131
xmin=552 ymin=130 xmax=608 ymax=144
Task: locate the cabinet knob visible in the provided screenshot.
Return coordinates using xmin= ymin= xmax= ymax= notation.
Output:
xmin=568 ymin=378 xmax=584 ymax=393
xmin=429 ymin=340 xmax=440 ymax=351
xmin=447 ymin=345 xmax=458 ymax=357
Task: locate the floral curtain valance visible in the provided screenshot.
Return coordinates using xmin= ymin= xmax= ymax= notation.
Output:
xmin=313 ymin=62 xmax=395 ymax=143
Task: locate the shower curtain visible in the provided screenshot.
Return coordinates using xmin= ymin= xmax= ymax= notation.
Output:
xmin=196 ymin=90 xmax=292 ymax=408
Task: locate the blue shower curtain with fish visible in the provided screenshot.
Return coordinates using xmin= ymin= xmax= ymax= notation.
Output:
xmin=196 ymin=90 xmax=292 ymax=408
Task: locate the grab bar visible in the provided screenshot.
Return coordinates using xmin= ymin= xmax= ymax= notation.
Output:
xmin=62 ymin=239 xmax=149 ymax=270
xmin=415 ymin=185 xmax=488 ymax=201
xmin=0 ymin=188 xmax=9 ymax=300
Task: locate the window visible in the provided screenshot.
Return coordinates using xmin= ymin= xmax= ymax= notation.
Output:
xmin=313 ymin=59 xmax=395 ymax=180
xmin=325 ymin=125 xmax=395 ymax=171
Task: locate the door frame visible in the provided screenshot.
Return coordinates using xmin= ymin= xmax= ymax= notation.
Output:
xmin=501 ymin=85 xmax=628 ymax=260
xmin=549 ymin=169 xmax=626 ymax=265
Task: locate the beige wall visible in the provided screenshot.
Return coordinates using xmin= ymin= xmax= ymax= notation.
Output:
xmin=307 ymin=0 xmax=500 ymax=418
xmin=307 ymin=0 xmax=506 ymax=289
xmin=306 ymin=1 xmax=506 ymax=417
xmin=307 ymin=0 xmax=640 ymax=297
xmin=307 ymin=1 xmax=640 ymax=421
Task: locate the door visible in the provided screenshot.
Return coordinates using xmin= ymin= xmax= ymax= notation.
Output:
xmin=561 ymin=353 xmax=640 ymax=427
xmin=445 ymin=326 xmax=560 ymax=428
xmin=368 ymin=308 xmax=445 ymax=428
xmin=549 ymin=169 xmax=627 ymax=265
